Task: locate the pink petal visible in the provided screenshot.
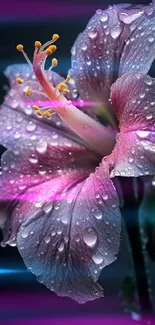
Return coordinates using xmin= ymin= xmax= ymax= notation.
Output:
xmin=108 ymin=72 xmax=155 ymax=177
xmin=14 ymin=160 xmax=121 ymax=303
xmin=70 ymin=4 xmax=145 ymax=119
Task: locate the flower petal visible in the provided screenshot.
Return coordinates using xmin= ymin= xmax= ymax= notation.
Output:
xmin=14 ymin=160 xmax=121 ymax=303
xmin=119 ymin=2 xmax=155 ymax=76
xmin=70 ymin=4 xmax=145 ymax=119
xmin=109 ymin=72 xmax=155 ymax=177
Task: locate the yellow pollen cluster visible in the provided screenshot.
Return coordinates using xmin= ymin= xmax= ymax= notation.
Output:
xmin=52 ymin=58 xmax=58 ymax=67
xmin=46 ymin=45 xmax=57 ymax=56
xmin=52 ymin=34 xmax=60 ymax=41
xmin=34 ymin=41 xmax=42 ymax=49
xmin=26 ymin=88 xmax=32 ymax=96
xmin=16 ymin=44 xmax=24 ymax=51
xmin=16 ymin=77 xmax=23 ymax=84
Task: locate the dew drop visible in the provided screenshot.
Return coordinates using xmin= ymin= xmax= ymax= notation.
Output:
xmin=81 ymin=44 xmax=88 ymax=51
xmin=58 ymin=242 xmax=64 ymax=252
xmin=36 ymin=140 xmax=47 ymax=154
xmin=83 ymin=227 xmax=97 ymax=247
xmin=110 ymin=25 xmax=122 ymax=39
xmin=94 ymin=210 xmax=102 ymax=220
xmin=43 ymin=202 xmax=53 ymax=213
xmin=28 ymin=156 xmax=38 ymax=164
xmin=92 ymin=252 xmax=104 ymax=264
xmin=148 ymin=35 xmax=155 ymax=43
xmin=44 ymin=236 xmax=51 ymax=244
xmin=26 ymin=121 xmax=37 ymax=132
xmin=88 ymin=31 xmax=98 ymax=39
xmin=99 ymin=12 xmax=109 ymax=23
xmin=61 ymin=214 xmax=69 ymax=225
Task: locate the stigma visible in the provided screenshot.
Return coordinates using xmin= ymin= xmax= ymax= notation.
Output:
xmin=16 ymin=34 xmax=116 ymax=156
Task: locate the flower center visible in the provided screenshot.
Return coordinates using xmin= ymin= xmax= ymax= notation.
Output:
xmin=16 ymin=34 xmax=116 ymax=157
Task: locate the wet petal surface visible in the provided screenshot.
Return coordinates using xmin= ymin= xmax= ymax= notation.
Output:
xmin=15 ymin=160 xmax=121 ymax=303
xmin=70 ymin=4 xmax=145 ymax=121
xmin=109 ymin=72 xmax=155 ymax=177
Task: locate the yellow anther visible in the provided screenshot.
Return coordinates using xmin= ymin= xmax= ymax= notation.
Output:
xmin=35 ymin=41 xmax=42 ymax=49
xmin=52 ymin=58 xmax=58 ymax=67
xmin=16 ymin=44 xmax=24 ymax=51
xmin=66 ymin=75 xmax=71 ymax=82
xmin=49 ymin=45 xmax=57 ymax=53
xmin=32 ymin=105 xmax=40 ymax=110
xmin=63 ymin=89 xmax=70 ymax=94
xmin=46 ymin=47 xmax=53 ymax=55
xmin=43 ymin=111 xmax=51 ymax=118
xmin=36 ymin=111 xmax=42 ymax=116
xmin=57 ymin=82 xmax=67 ymax=91
xmin=25 ymin=88 xmax=32 ymax=96
xmin=16 ymin=77 xmax=23 ymax=84
xmin=52 ymin=34 xmax=60 ymax=41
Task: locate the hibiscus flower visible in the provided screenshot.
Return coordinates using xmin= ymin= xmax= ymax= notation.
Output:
xmin=0 ymin=2 xmax=155 ymax=304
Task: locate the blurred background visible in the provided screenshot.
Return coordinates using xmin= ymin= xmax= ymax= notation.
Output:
xmin=0 ymin=0 xmax=155 ymax=324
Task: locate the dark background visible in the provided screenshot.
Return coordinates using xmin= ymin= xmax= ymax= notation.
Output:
xmin=0 ymin=0 xmax=154 ymax=323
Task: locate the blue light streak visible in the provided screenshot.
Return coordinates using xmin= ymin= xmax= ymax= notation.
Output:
xmin=0 ymin=268 xmax=27 ymax=274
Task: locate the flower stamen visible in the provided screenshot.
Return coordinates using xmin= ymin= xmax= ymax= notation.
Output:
xmin=16 ymin=44 xmax=33 ymax=68
xmin=16 ymin=34 xmax=116 ymax=156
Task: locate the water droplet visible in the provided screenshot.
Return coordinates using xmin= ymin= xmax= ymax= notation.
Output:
xmin=110 ymin=25 xmax=122 ymax=39
xmin=21 ymin=229 xmax=29 ymax=238
xmin=24 ymin=106 xmax=32 ymax=115
xmin=136 ymin=130 xmax=150 ymax=138
xmin=28 ymin=156 xmax=38 ymax=164
xmin=14 ymin=132 xmax=21 ymax=139
xmin=43 ymin=202 xmax=53 ymax=213
xmin=61 ymin=214 xmax=69 ymax=225
xmin=81 ymin=44 xmax=88 ymax=51
xmin=88 ymin=31 xmax=98 ymax=39
xmin=58 ymin=242 xmax=64 ymax=252
xmin=94 ymin=211 xmax=102 ymax=220
xmin=36 ymin=140 xmax=47 ymax=154
xmin=26 ymin=121 xmax=37 ymax=132
xmin=83 ymin=227 xmax=97 ymax=247
xmin=86 ymin=60 xmax=91 ymax=66
xmin=119 ymin=10 xmax=144 ymax=24
xmin=99 ymin=12 xmax=109 ymax=23
xmin=148 ymin=35 xmax=155 ymax=43
xmin=92 ymin=252 xmax=104 ymax=264
xmin=103 ymin=194 xmax=108 ymax=200
xmin=44 ymin=236 xmax=51 ymax=244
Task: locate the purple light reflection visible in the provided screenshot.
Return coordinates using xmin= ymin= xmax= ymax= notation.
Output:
xmin=0 ymin=292 xmax=154 ymax=325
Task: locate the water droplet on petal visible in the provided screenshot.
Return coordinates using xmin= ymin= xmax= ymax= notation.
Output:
xmin=28 ymin=156 xmax=38 ymax=164
xmin=26 ymin=121 xmax=37 ymax=132
xmin=148 ymin=35 xmax=155 ymax=43
xmin=110 ymin=25 xmax=122 ymax=39
xmin=61 ymin=214 xmax=69 ymax=225
xmin=92 ymin=252 xmax=104 ymax=264
xmin=99 ymin=12 xmax=109 ymax=23
xmin=81 ymin=44 xmax=88 ymax=51
xmin=43 ymin=202 xmax=53 ymax=213
xmin=44 ymin=236 xmax=51 ymax=244
xmin=58 ymin=242 xmax=64 ymax=252
xmin=88 ymin=30 xmax=98 ymax=39
xmin=136 ymin=130 xmax=150 ymax=139
xmin=94 ymin=211 xmax=102 ymax=220
xmin=83 ymin=227 xmax=97 ymax=247
xmin=36 ymin=140 xmax=47 ymax=154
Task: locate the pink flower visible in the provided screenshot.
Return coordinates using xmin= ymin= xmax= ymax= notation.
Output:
xmin=1 ymin=2 xmax=155 ymax=303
